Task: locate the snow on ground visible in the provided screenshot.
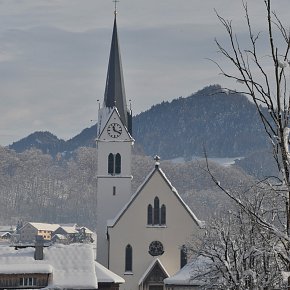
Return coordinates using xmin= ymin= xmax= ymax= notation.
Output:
xmin=171 ymin=156 xmax=244 ymax=167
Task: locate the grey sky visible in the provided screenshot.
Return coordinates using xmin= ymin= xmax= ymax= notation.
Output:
xmin=0 ymin=0 xmax=289 ymax=145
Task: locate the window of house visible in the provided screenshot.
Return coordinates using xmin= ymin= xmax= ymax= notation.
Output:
xmin=108 ymin=153 xmax=122 ymax=175
xmin=19 ymin=277 xmax=37 ymax=287
xmin=125 ymin=244 xmax=133 ymax=272
xmin=113 ymin=186 xmax=116 ymax=196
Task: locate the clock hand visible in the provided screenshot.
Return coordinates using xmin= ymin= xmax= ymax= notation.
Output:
xmin=113 ymin=125 xmax=122 ymax=134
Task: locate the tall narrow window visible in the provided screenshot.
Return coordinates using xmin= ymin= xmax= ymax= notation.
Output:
xmin=147 ymin=205 xmax=153 ymax=225
xmin=108 ymin=153 xmax=114 ymax=174
xmin=115 ymin=153 xmax=121 ymax=174
xmin=161 ymin=205 xmax=166 ymax=225
xmin=125 ymin=244 xmax=133 ymax=272
xmin=154 ymin=197 xmax=160 ymax=225
xmin=107 ymin=153 xmax=122 ymax=175
xmin=180 ymin=245 xmax=187 ymax=268
xmin=113 ymin=186 xmax=116 ymax=196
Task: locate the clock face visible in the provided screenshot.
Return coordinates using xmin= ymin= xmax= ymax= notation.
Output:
xmin=107 ymin=123 xmax=122 ymax=138
xmin=149 ymin=241 xmax=164 ymax=256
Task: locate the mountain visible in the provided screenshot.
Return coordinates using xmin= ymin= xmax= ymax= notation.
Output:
xmin=133 ymin=84 xmax=268 ymax=159
xmin=9 ymin=85 xmax=268 ymax=159
xmin=9 ymin=131 xmax=66 ymax=156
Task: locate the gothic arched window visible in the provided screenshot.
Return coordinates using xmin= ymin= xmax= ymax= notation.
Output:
xmin=115 ymin=153 xmax=121 ymax=174
xmin=154 ymin=197 xmax=160 ymax=225
xmin=147 ymin=205 xmax=153 ymax=225
xmin=107 ymin=153 xmax=122 ymax=175
xmin=108 ymin=153 xmax=114 ymax=174
xmin=180 ymin=245 xmax=187 ymax=268
xmin=161 ymin=205 xmax=166 ymax=225
xmin=125 ymin=244 xmax=133 ymax=272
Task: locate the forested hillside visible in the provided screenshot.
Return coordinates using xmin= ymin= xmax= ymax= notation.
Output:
xmin=0 ymin=146 xmax=254 ymax=228
xmin=134 ymin=84 xmax=268 ymax=159
xmin=9 ymin=84 xmax=268 ymax=159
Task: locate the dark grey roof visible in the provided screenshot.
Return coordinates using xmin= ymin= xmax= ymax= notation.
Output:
xmin=104 ymin=15 xmax=128 ymax=128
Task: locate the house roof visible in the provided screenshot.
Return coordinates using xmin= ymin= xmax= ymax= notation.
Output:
xmin=0 ymin=225 xmax=15 ymax=232
xmin=108 ymin=166 xmax=205 ymax=228
xmin=0 ymin=244 xmax=100 ymax=289
xmin=1 ymin=232 xmax=11 ymax=237
xmin=79 ymin=226 xmax=94 ymax=235
xmin=27 ymin=222 xmax=61 ymax=232
xmin=95 ymin=261 xmax=125 ymax=284
xmin=58 ymin=226 xmax=78 ymax=234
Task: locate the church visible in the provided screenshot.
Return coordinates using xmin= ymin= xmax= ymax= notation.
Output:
xmin=95 ymin=10 xmax=204 ymax=290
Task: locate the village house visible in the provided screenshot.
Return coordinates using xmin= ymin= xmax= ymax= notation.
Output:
xmin=0 ymin=237 xmax=124 ymax=290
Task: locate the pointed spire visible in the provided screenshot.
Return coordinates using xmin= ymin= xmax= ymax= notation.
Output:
xmin=104 ymin=14 xmax=129 ymax=129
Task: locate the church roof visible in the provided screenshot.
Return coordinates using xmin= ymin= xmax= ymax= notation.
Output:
xmin=104 ymin=15 xmax=128 ymax=128
xmin=164 ymin=255 xmax=210 ymax=286
xmin=107 ymin=165 xmax=205 ymax=229
xmin=138 ymin=258 xmax=169 ymax=286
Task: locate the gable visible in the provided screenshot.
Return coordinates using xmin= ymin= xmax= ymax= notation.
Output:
xmin=98 ymin=108 xmax=133 ymax=142
xmin=139 ymin=258 xmax=169 ymax=286
xmin=108 ymin=166 xmax=204 ymax=229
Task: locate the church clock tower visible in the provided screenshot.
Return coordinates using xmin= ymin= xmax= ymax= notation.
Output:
xmin=96 ymin=12 xmax=134 ymax=266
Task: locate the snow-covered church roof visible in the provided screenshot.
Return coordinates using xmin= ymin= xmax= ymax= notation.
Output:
xmin=164 ymin=255 xmax=210 ymax=286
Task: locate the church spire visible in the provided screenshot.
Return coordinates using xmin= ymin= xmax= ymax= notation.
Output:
xmin=103 ymin=13 xmax=131 ymax=132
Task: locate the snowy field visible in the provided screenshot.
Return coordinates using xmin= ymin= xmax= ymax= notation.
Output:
xmin=170 ymin=156 xmax=244 ymax=167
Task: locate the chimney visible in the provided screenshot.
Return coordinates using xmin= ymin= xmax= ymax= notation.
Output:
xmin=34 ymin=235 xmax=44 ymax=260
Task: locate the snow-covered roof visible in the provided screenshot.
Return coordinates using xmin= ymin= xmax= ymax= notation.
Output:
xmin=164 ymin=256 xmax=210 ymax=286
xmin=95 ymin=261 xmax=125 ymax=284
xmin=0 ymin=225 xmax=15 ymax=232
xmin=59 ymin=226 xmax=78 ymax=234
xmin=138 ymin=258 xmax=169 ymax=286
xmin=27 ymin=222 xmax=61 ymax=232
xmin=52 ymin=234 xmax=67 ymax=240
xmin=44 ymin=244 xmax=97 ymax=289
xmin=79 ymin=226 xmax=94 ymax=234
xmin=0 ymin=244 xmax=100 ymax=289
xmin=1 ymin=232 xmax=11 ymax=237
xmin=108 ymin=166 xmax=205 ymax=228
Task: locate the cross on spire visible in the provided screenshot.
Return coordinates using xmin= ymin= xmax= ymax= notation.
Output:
xmin=113 ymin=0 xmax=119 ymax=15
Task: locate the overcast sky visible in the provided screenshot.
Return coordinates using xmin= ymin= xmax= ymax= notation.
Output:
xmin=0 ymin=0 xmax=289 ymax=145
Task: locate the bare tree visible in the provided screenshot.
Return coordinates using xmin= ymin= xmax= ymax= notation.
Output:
xmin=208 ymin=0 xmax=290 ymax=287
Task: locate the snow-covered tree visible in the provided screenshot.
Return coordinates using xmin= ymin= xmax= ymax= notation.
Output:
xmin=190 ymin=184 xmax=288 ymax=289
xmin=206 ymin=0 xmax=290 ymax=287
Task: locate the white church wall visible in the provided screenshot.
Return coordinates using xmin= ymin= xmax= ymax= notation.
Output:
xmin=108 ymin=169 xmax=201 ymax=290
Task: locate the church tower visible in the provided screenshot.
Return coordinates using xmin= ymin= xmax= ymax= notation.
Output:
xmin=96 ymin=12 xmax=134 ymax=266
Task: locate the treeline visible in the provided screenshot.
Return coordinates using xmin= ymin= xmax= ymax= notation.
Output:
xmin=0 ymin=146 xmax=255 ymax=228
